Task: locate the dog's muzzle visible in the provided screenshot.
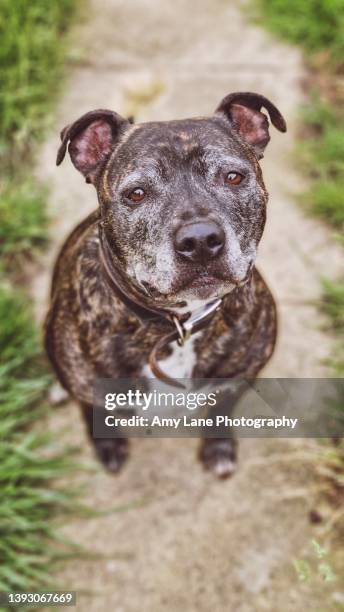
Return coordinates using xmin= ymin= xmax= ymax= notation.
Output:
xmin=99 ymin=223 xmax=224 ymax=387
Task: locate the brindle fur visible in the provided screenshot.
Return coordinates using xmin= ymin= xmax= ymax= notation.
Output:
xmin=45 ymin=92 xmax=285 ymax=477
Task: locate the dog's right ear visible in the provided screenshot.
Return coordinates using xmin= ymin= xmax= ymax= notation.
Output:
xmin=215 ymin=92 xmax=286 ymax=159
xmin=56 ymin=110 xmax=130 ymax=184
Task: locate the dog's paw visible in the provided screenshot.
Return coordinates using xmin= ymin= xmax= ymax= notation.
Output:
xmin=199 ymin=438 xmax=237 ymax=479
xmin=93 ymin=438 xmax=129 ymax=474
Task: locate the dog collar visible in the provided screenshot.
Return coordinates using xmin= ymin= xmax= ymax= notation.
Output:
xmin=99 ymin=225 xmax=223 ymax=384
xmin=171 ymin=298 xmax=222 ymax=346
xmin=148 ymin=298 xmax=222 ymax=386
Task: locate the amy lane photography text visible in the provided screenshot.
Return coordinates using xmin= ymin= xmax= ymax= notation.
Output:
xmin=104 ymin=415 xmax=299 ymax=430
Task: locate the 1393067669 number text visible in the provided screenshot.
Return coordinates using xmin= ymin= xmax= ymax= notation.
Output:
xmin=0 ymin=591 xmax=76 ymax=607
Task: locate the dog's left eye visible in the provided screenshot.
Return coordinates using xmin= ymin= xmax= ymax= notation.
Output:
xmin=225 ymin=172 xmax=243 ymax=185
xmin=127 ymin=187 xmax=145 ymax=203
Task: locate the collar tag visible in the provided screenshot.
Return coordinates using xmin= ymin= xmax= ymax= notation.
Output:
xmin=173 ymin=298 xmax=222 ymax=346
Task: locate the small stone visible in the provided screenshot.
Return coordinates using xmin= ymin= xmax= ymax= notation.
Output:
xmin=309 ymin=509 xmax=323 ymax=524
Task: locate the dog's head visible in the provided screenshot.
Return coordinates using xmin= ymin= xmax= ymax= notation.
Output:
xmin=57 ymin=92 xmax=286 ymax=308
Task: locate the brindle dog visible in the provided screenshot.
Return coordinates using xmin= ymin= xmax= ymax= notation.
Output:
xmin=45 ymin=92 xmax=286 ymax=478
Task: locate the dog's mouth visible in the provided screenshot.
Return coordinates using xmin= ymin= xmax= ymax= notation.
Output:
xmin=141 ymin=269 xmax=245 ymax=305
xmin=137 ymin=256 xmax=255 ymax=307
xmin=181 ymin=274 xmax=228 ymax=299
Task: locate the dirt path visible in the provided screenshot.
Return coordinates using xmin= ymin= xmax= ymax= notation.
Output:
xmin=32 ymin=1 xmax=342 ymax=610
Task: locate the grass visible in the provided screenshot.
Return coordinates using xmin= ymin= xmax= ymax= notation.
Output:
xmin=0 ymin=0 xmax=81 ymax=602
xmin=298 ymin=99 xmax=344 ymax=233
xmin=320 ymin=280 xmax=344 ymax=375
xmin=0 ymin=181 xmax=48 ymax=271
xmin=254 ymin=0 xmax=344 ymax=70
xmin=253 ymin=0 xmax=344 ymax=372
xmin=0 ymin=285 xmax=82 ymax=595
xmin=0 ymin=0 xmax=76 ymax=167
xmin=0 ymin=0 xmax=77 ymax=268
xmin=297 ymin=99 xmax=344 ymax=377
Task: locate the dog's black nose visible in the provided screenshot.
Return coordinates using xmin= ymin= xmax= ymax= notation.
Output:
xmin=174 ymin=221 xmax=225 ymax=262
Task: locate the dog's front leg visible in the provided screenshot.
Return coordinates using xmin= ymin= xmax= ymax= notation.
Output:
xmin=80 ymin=403 xmax=129 ymax=473
xmin=198 ymin=386 xmax=244 ymax=479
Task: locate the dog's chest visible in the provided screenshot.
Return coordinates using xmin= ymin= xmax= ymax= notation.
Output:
xmin=142 ymin=331 xmax=201 ymax=379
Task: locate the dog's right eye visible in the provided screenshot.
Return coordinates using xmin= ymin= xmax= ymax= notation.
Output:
xmin=225 ymin=172 xmax=243 ymax=185
xmin=127 ymin=187 xmax=145 ymax=203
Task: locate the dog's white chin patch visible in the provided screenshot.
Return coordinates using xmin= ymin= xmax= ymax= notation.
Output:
xmin=142 ymin=287 xmax=235 ymax=380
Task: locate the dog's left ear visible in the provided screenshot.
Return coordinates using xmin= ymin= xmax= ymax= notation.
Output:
xmin=215 ymin=92 xmax=287 ymax=158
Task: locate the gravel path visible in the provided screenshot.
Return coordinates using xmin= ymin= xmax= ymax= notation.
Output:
xmin=32 ymin=1 xmax=342 ymax=610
